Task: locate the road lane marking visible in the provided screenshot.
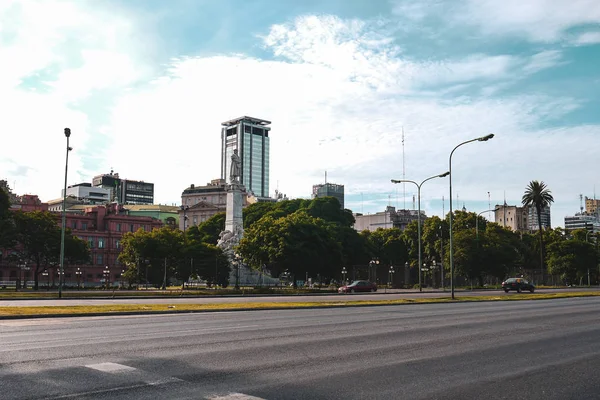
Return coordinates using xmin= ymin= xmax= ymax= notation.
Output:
xmin=85 ymin=362 xmax=137 ymax=373
xmin=206 ymin=394 xmax=267 ymax=400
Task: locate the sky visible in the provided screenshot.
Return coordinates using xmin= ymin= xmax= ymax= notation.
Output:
xmin=1 ymin=0 xmax=599 ymax=228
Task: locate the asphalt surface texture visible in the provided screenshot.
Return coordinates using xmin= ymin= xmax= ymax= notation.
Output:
xmin=1 ymin=297 xmax=599 ymax=399
xmin=1 ymin=287 xmax=599 ymax=307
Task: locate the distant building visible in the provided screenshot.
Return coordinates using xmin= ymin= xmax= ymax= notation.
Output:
xmin=61 ymin=183 xmax=111 ymax=204
xmin=354 ymin=206 xmax=424 ymax=232
xmin=221 ymin=116 xmax=272 ymax=199
xmin=564 ymin=213 xmax=600 ymax=233
xmin=312 ymin=182 xmax=345 ymax=209
xmin=1 ymin=180 xmax=48 ymax=211
xmin=494 ymin=204 xmax=528 ymax=232
xmin=0 ymin=204 xmax=163 ymax=286
xmin=527 ymin=205 xmax=551 ymax=231
xmin=585 ymin=197 xmax=600 ymax=216
xmin=92 ymin=171 xmax=154 ymax=205
xmin=123 ymin=204 xmax=180 ymax=228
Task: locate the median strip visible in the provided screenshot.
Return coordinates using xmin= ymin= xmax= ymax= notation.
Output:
xmin=1 ymin=292 xmax=599 ymax=318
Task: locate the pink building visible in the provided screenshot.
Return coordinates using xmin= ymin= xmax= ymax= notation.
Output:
xmin=1 ymin=203 xmax=163 ymax=287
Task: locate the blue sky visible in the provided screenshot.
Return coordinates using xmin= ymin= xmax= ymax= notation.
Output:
xmin=1 ymin=0 xmax=599 ymax=227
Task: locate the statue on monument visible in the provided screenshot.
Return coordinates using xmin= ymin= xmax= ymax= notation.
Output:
xmin=230 ymin=149 xmax=241 ymax=183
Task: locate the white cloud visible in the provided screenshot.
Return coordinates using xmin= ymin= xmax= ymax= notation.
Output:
xmin=393 ymin=0 xmax=600 ymax=44
xmin=573 ymin=31 xmax=600 ymax=45
xmin=1 ymin=7 xmax=596 ymax=229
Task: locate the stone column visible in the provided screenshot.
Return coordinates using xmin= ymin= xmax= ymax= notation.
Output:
xmin=225 ymin=183 xmax=244 ymax=236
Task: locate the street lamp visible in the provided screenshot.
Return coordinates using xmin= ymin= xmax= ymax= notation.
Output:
xmin=585 ymin=231 xmax=596 ymax=287
xmin=432 ymin=260 xmax=437 ymax=288
xmin=59 ymin=127 xmax=72 ymax=299
xmin=476 ymin=208 xmax=500 ymax=240
xmin=75 ymin=267 xmax=82 ymax=289
xmin=233 ymin=253 xmax=241 ymax=290
xmin=448 ymin=134 xmax=494 ymax=299
xmin=392 ymin=171 xmax=450 ymax=292
xmin=388 ymin=266 xmax=395 ymax=288
xmin=103 ymin=265 xmax=110 ymax=289
xmin=42 ymin=269 xmax=49 ymax=290
xmin=369 ymin=259 xmax=380 ymax=283
xmin=342 ymin=266 xmax=347 ymax=284
xmin=180 ymin=205 xmax=190 ymax=231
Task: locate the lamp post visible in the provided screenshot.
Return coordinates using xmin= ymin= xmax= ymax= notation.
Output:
xmin=388 ymin=266 xmax=395 ymax=288
xmin=233 ymin=254 xmax=241 ymax=290
xmin=476 ymin=208 xmax=500 ymax=240
xmin=585 ymin=230 xmax=595 ymax=287
xmin=448 ymin=134 xmax=494 ymax=299
xmin=342 ymin=266 xmax=347 ymax=284
xmin=432 ymin=260 xmax=437 ymax=288
xmin=180 ymin=205 xmax=189 ymax=231
xmin=120 ymin=268 xmax=125 ymax=289
xmin=369 ymin=259 xmax=380 ymax=283
xmin=59 ymin=127 xmax=73 ymax=299
xmin=75 ymin=267 xmax=82 ymax=289
xmin=392 ymin=171 xmax=450 ymax=292
xmin=103 ymin=265 xmax=110 ymax=289
xmin=439 ymin=226 xmax=444 ymax=291
xmin=42 ymin=269 xmax=49 ymax=290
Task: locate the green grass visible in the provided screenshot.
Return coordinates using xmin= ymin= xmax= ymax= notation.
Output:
xmin=1 ymin=291 xmax=599 ymax=318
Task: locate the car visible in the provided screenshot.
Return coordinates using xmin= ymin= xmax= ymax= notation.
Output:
xmin=502 ymin=278 xmax=535 ymax=293
xmin=338 ymin=280 xmax=377 ymax=293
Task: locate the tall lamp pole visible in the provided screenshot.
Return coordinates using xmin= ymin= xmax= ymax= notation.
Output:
xmin=476 ymin=208 xmax=500 ymax=240
xmin=392 ymin=172 xmax=449 ymax=292
xmin=59 ymin=127 xmax=72 ymax=299
xmin=449 ymin=134 xmax=494 ymax=299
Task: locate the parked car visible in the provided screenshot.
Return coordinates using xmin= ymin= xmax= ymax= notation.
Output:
xmin=502 ymin=278 xmax=535 ymax=293
xmin=338 ymin=280 xmax=377 ymax=293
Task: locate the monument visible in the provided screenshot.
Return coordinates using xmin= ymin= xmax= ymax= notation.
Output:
xmin=217 ymin=150 xmax=278 ymax=286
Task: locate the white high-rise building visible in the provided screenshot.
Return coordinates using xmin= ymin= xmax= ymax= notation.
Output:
xmin=220 ymin=116 xmax=271 ymax=199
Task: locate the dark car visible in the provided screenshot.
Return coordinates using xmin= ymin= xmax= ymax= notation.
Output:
xmin=502 ymin=278 xmax=535 ymax=293
xmin=338 ymin=280 xmax=377 ymax=293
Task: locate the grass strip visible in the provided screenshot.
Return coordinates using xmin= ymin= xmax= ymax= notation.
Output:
xmin=0 ymin=291 xmax=599 ymax=317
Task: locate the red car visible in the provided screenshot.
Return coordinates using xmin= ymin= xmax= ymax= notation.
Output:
xmin=338 ymin=280 xmax=377 ymax=293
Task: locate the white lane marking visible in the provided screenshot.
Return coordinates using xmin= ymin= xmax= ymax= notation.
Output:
xmin=145 ymin=377 xmax=184 ymax=385
xmin=0 ymin=319 xmax=68 ymax=327
xmin=206 ymin=393 xmax=267 ymax=400
xmin=85 ymin=362 xmax=137 ymax=373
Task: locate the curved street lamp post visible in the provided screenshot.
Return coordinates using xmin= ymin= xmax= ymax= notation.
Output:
xmin=59 ymin=128 xmax=72 ymax=298
xmin=448 ymin=134 xmax=494 ymax=299
xmin=392 ymin=172 xmax=449 ymax=292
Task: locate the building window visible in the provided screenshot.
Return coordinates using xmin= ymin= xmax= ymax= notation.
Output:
xmin=72 ymin=221 xmax=77 ymax=229
xmin=82 ymin=222 xmax=88 ymax=230
xmin=98 ymin=238 xmax=104 ymax=249
xmin=97 ymin=254 xmax=103 ymax=265
xmin=88 ymin=237 xmax=94 ymax=248
xmin=116 ymin=223 xmax=121 ymax=232
xmin=115 ymin=240 xmax=120 ymax=249
xmin=193 ymin=216 xmax=198 ymax=225
xmin=130 ymin=224 xmax=134 ymax=232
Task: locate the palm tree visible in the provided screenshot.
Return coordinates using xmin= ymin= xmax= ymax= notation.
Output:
xmin=522 ymin=181 xmax=554 ymax=284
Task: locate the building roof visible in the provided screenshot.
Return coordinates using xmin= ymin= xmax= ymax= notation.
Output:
xmin=123 ymin=204 xmax=179 ymax=213
xmin=221 ymin=116 xmax=271 ymax=127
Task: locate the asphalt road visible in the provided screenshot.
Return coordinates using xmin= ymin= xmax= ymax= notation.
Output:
xmin=1 ymin=297 xmax=599 ymax=399
xmin=2 ymin=287 xmax=599 ymax=307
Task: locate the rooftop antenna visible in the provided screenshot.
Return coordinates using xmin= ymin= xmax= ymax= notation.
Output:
xmin=442 ymin=195 xmax=445 ymax=219
xmin=388 ymin=194 xmax=391 ymax=207
xmin=325 ymin=171 xmax=327 ymax=184
xmin=488 ymin=191 xmax=491 ymax=219
xmin=412 ymin=194 xmax=415 ymax=210
xmin=402 ymin=126 xmax=406 ymax=209
xmin=361 ymin=192 xmax=364 ymax=214
xmin=580 ymin=193 xmax=584 ymax=214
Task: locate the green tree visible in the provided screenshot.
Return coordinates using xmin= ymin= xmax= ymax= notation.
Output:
xmin=186 ymin=212 xmax=225 ymax=244
xmin=183 ymin=241 xmax=229 ymax=287
xmin=306 ymin=197 xmax=355 ymax=227
xmin=238 ymin=210 xmax=342 ymax=287
xmin=0 ymin=187 xmax=14 ymax=249
xmin=481 ymin=223 xmax=520 ymax=282
xmin=522 ymin=180 xmax=554 ymax=281
xmin=547 ymin=239 xmax=597 ymax=284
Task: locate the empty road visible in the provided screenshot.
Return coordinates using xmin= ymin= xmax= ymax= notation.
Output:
xmin=1 ymin=297 xmax=599 ymax=399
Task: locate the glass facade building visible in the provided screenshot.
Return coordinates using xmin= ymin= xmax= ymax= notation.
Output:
xmin=221 ymin=116 xmax=271 ymax=198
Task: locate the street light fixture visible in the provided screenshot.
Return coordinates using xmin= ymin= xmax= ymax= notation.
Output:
xmin=75 ymin=267 xmax=82 ymax=289
xmin=476 ymin=207 xmax=500 ymax=240
xmin=103 ymin=265 xmax=110 ymax=289
xmin=392 ymin=171 xmax=450 ymax=292
xmin=180 ymin=205 xmax=190 ymax=231
xmin=388 ymin=266 xmax=395 ymax=288
xmin=585 ymin=231 xmax=596 ymax=287
xmin=59 ymin=127 xmax=72 ymax=299
xmin=233 ymin=253 xmax=241 ymax=290
xmin=341 ymin=266 xmax=347 ymax=284
xmin=448 ymin=134 xmax=494 ymax=300
xmin=369 ymin=259 xmax=380 ymax=283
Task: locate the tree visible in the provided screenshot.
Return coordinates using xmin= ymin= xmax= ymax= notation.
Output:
xmin=0 ymin=187 xmax=14 ymax=249
xmin=547 ymin=239 xmax=597 ymax=285
xmin=238 ymin=210 xmax=343 ymax=287
xmin=306 ymin=197 xmax=355 ymax=227
xmin=182 ymin=241 xmax=229 ymax=287
xmin=186 ymin=212 xmax=225 ymax=244
xmin=522 ymin=180 xmax=554 ymax=282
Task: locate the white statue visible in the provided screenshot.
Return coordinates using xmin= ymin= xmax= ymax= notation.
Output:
xmin=230 ymin=149 xmax=241 ymax=183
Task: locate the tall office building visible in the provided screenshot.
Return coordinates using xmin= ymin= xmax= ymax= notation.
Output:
xmin=312 ymin=182 xmax=345 ymax=209
xmin=221 ymin=116 xmax=271 ymax=199
xmin=92 ymin=171 xmax=154 ymax=205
